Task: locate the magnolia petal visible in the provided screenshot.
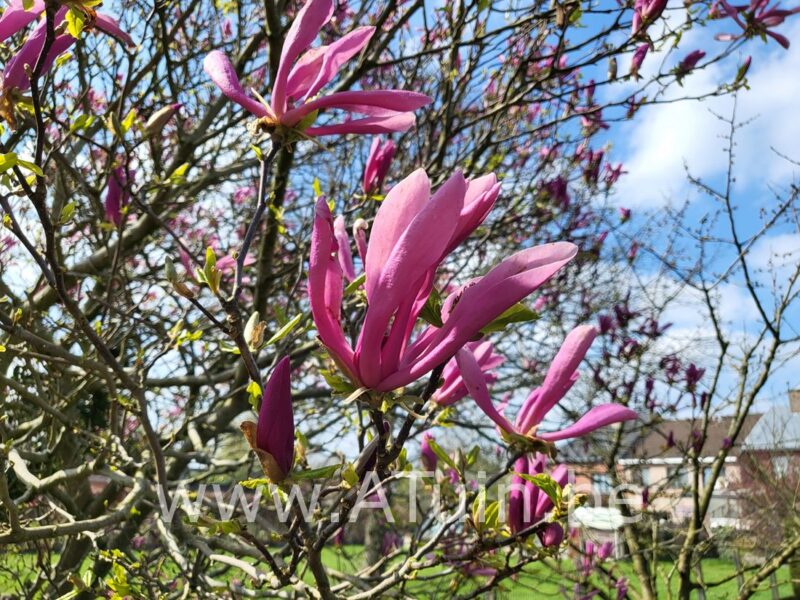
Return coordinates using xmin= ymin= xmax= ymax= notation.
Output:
xmin=517 ymin=325 xmax=597 ymax=433
xmin=455 ymin=348 xmax=514 ymax=434
xmin=333 ymin=215 xmax=356 ymax=282
xmin=203 ymin=51 xmax=271 ymax=118
xmin=0 ymin=0 xmax=44 ymax=43
xmin=302 ymin=26 xmax=375 ymax=100
xmin=305 ymin=112 xmax=416 ymax=135
xmin=282 ymin=89 xmax=432 ymax=126
xmin=272 ymin=0 xmax=334 ymax=116
xmin=357 ymin=173 xmax=464 ymax=388
xmin=94 ymin=13 xmax=134 ymax=47
xmin=381 ymin=242 xmax=577 ymax=390
xmin=538 ymin=404 xmax=638 ymax=442
xmin=255 ymin=356 xmax=295 ymax=478
xmin=308 ymin=199 xmax=357 ymax=376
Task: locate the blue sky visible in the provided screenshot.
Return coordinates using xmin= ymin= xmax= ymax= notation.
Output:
xmin=597 ymin=15 xmax=800 ymax=412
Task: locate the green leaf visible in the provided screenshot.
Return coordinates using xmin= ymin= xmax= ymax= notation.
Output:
xmin=419 ymin=288 xmax=444 ymax=328
xmin=16 ymin=158 xmax=43 ymax=177
xmin=120 ymin=109 xmax=137 ymax=134
xmin=59 ymin=201 xmax=77 ymax=225
xmin=427 ymin=438 xmax=457 ymax=471
xmin=203 ymin=247 xmax=219 ymax=294
xmin=484 ymin=500 xmax=500 ymax=529
xmin=22 ymin=0 xmax=34 ymax=10
xmin=240 ymin=477 xmax=270 ymax=489
xmin=0 ymin=152 xmax=19 ymax=173
xmin=65 ymin=8 xmax=86 ymax=39
xmin=168 ymin=163 xmax=189 ymax=185
xmin=266 ymin=313 xmax=302 ymax=345
xmin=292 ymin=464 xmax=340 ymax=480
xmin=69 ymin=114 xmax=95 ymax=134
xmin=246 ymin=380 xmax=261 ymax=411
xmin=480 ymin=302 xmax=538 ymax=334
xmin=344 ymin=272 xmax=365 ymax=295
xmin=312 ymin=178 xmax=323 ymax=198
xmin=341 ymin=463 xmax=359 ymax=487
xmin=517 ymin=473 xmax=561 ymax=507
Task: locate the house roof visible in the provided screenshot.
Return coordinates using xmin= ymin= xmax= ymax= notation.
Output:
xmin=559 ymin=414 xmax=762 ymax=463
xmin=742 ymin=406 xmax=800 ymax=451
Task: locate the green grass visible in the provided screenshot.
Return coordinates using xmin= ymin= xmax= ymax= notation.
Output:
xmin=1 ymin=546 xmax=793 ymax=598
xmin=320 ymin=548 xmax=794 ymax=599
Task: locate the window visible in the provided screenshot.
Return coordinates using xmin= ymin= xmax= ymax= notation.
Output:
xmin=772 ymin=456 xmax=789 ymax=477
xmin=703 ymin=467 xmax=713 ymax=489
xmin=667 ymin=465 xmax=689 ymax=489
xmin=593 ymin=473 xmax=613 ymax=495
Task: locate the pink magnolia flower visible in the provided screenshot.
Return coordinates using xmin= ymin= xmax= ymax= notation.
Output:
xmin=714 ymin=0 xmax=800 ymax=49
xmin=204 ymin=0 xmax=431 ymax=137
xmin=309 ymin=169 xmax=577 ymax=392
xmin=676 ymin=50 xmax=706 ymax=78
xmin=630 ymin=43 xmax=649 ymax=79
xmin=1 ymin=5 xmax=132 ymax=104
xmin=144 ymin=103 xmax=182 ymax=136
xmin=362 ymin=136 xmax=396 ymax=195
xmin=420 ymin=432 xmax=437 ymax=471
xmin=105 ymin=167 xmax=133 ymax=227
xmin=508 ymin=452 xmax=568 ymax=537
xmin=457 ymin=325 xmax=638 ymax=442
xmin=433 ymin=340 xmax=503 ymax=406
xmin=240 ymin=356 xmax=295 ymax=482
xmin=632 ymin=0 xmax=668 ymax=36
xmin=540 ymin=522 xmax=565 ymax=547
xmin=597 ymin=541 xmax=614 ymax=560
xmin=0 ymin=1 xmax=133 ymax=46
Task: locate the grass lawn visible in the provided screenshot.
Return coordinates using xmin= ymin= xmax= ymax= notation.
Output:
xmin=1 ymin=545 xmax=793 ymax=598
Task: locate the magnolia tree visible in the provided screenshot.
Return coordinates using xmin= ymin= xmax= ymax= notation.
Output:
xmin=0 ymin=0 xmax=798 ymax=597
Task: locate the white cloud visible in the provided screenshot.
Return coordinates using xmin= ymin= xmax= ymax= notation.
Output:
xmin=750 ymin=232 xmax=800 ymax=270
xmin=608 ymin=20 xmax=800 ymax=208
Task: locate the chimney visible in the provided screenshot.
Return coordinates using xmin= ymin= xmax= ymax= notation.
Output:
xmin=790 ymin=390 xmax=800 ymax=413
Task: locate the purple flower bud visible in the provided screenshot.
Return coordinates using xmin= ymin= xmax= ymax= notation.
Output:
xmin=676 ymin=50 xmax=706 ymax=76
xmin=105 ymin=166 xmax=134 ymax=227
xmin=362 ymin=137 xmax=396 ymax=195
xmin=538 ymin=523 xmax=564 ymax=547
xmin=240 ymin=356 xmax=295 ymax=482
xmin=420 ymin=432 xmax=437 ymax=471
xmin=630 ymin=44 xmax=649 ymax=79
xmin=597 ymin=541 xmax=614 ymax=560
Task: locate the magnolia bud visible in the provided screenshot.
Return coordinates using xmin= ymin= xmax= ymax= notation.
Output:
xmin=244 ymin=311 xmax=266 ymax=351
xmin=165 ymin=257 xmax=178 ymax=283
xmin=144 ymin=103 xmax=182 ymax=137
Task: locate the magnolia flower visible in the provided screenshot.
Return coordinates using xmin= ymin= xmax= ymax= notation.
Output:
xmin=508 ymin=452 xmax=568 ymax=538
xmin=539 ymin=522 xmax=565 ymax=547
xmin=433 ymin=340 xmax=503 ymax=406
xmin=1 ymin=4 xmax=132 ymax=125
xmin=362 ymin=136 xmax=396 ymax=195
xmin=240 ymin=356 xmax=295 ymax=482
xmin=597 ymin=541 xmax=614 ymax=561
xmin=0 ymin=1 xmax=133 ymax=46
xmin=714 ymin=0 xmax=800 ymax=49
xmin=203 ymin=0 xmax=431 ymax=137
xmin=420 ymin=432 xmax=437 ymax=471
xmin=309 ymin=169 xmax=578 ymax=392
xmin=105 ymin=167 xmax=133 ymax=226
xmin=630 ymin=43 xmax=649 ymax=79
xmin=631 ymin=0 xmax=668 ymax=36
xmin=457 ymin=325 xmax=638 ymax=442
xmin=676 ymin=50 xmax=706 ymax=78
xmin=143 ymin=103 xmax=182 ymax=137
